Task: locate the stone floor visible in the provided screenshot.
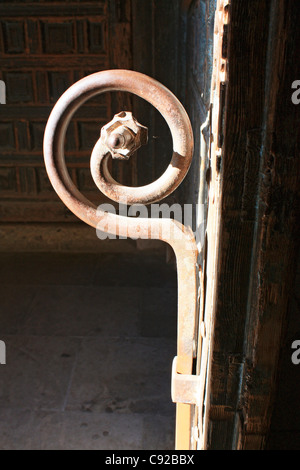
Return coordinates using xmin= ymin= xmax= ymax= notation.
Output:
xmin=0 ymin=251 xmax=178 ymax=450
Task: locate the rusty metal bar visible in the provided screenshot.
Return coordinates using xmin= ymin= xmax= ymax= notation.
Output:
xmin=172 ymin=356 xmax=202 ymax=406
xmin=43 ymin=69 xmax=199 ymax=450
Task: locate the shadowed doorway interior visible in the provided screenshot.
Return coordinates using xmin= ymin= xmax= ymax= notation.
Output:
xmin=0 ymin=249 xmax=178 ymax=450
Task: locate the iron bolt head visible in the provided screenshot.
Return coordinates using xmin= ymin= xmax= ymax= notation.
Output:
xmin=100 ymin=111 xmax=148 ymax=160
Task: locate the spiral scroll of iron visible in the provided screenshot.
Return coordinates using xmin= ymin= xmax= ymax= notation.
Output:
xmin=43 ymin=70 xmax=199 ymax=450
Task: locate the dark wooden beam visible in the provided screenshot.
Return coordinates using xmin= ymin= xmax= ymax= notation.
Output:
xmin=240 ymin=0 xmax=300 ymax=449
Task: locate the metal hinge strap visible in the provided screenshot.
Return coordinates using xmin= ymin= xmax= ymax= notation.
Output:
xmin=171 ymin=356 xmax=201 ymax=407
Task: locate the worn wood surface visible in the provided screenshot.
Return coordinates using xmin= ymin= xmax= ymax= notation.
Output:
xmin=204 ymin=0 xmax=300 ymax=449
xmin=240 ymin=0 xmax=300 ymax=449
xmin=183 ymin=0 xmax=221 ymax=450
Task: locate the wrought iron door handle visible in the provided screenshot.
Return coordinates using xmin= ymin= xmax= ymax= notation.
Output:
xmin=43 ymin=69 xmax=198 ymax=450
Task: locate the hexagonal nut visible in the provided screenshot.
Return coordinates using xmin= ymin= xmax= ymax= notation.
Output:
xmin=100 ymin=111 xmax=148 ymax=160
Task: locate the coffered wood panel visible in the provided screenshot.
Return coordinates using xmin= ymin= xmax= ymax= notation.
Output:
xmin=0 ymin=0 xmax=133 ymax=222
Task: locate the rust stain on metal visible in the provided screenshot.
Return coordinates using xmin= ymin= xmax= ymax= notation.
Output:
xmin=100 ymin=111 xmax=148 ymax=160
